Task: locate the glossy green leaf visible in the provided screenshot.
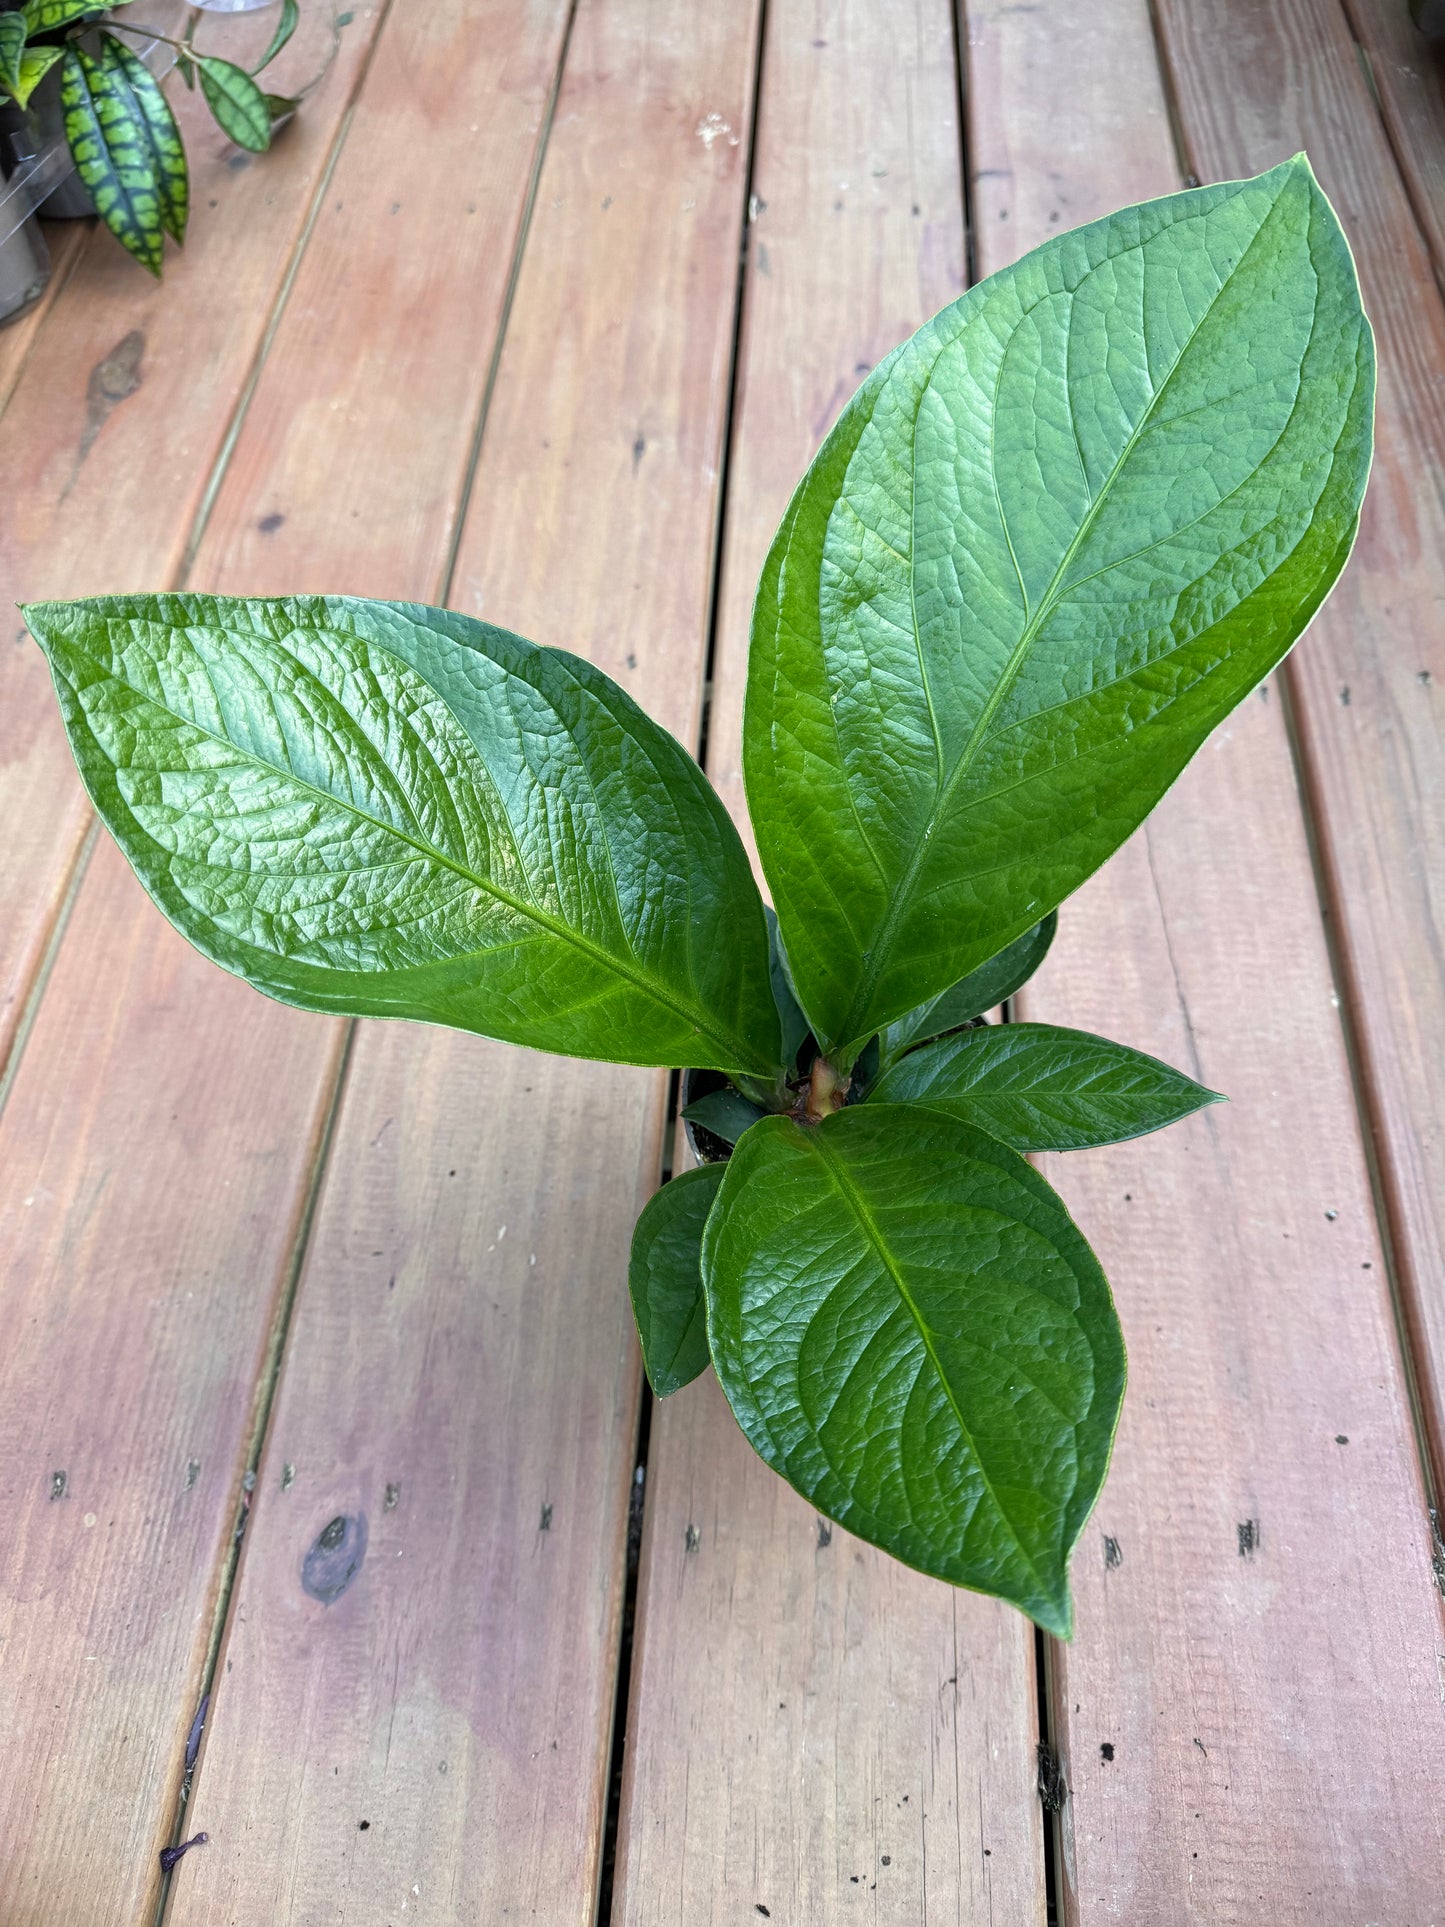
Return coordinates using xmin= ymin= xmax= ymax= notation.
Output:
xmin=26 ymin=594 xmax=782 ymax=1076
xmin=629 ymin=1164 xmax=724 ymax=1397
xmin=880 ymin=912 xmax=1057 ymax=1068
xmin=745 ymin=156 xmax=1374 ymax=1061
xmin=870 ymin=1022 xmax=1221 ymax=1150
xmin=197 ymin=54 xmax=271 ymax=152
xmin=682 ymin=1087 xmax=767 ymax=1146
xmin=703 ymin=1105 xmax=1124 ymax=1633
xmin=60 ymin=46 xmax=165 ymax=274
xmin=12 ymin=42 xmax=64 ymax=108
xmin=23 ymin=0 xmax=118 ymax=32
xmin=0 ymin=15 xmax=27 ymax=99
xmin=252 ymin=0 xmax=299 ymax=74
xmin=102 ymin=33 xmax=187 ymax=245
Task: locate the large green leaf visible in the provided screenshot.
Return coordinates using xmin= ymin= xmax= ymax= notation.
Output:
xmin=102 ymin=33 xmax=188 ymax=246
xmin=628 ymin=1164 xmax=725 ymax=1397
xmin=744 ymin=157 xmax=1374 ymax=1061
xmin=60 ymin=45 xmax=168 ymax=274
xmin=27 ymin=595 xmax=782 ymax=1076
xmin=879 ymin=912 xmax=1056 ymax=1069
xmin=703 ymin=1105 xmax=1125 ymax=1633
xmin=870 ymin=1022 xmax=1220 ymax=1150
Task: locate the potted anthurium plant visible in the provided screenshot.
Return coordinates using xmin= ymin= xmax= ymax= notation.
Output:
xmin=25 ymin=156 xmax=1372 ymax=1636
xmin=0 ymin=0 xmax=299 ymax=271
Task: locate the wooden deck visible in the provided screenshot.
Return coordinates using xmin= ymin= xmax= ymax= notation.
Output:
xmin=2 ymin=2 xmax=1444 ymax=1919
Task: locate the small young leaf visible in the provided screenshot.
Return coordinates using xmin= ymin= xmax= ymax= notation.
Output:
xmin=0 ymin=14 xmax=27 ymax=99
xmin=870 ymin=1023 xmax=1222 ymax=1151
xmin=703 ymin=1106 xmax=1124 ymax=1635
xmin=681 ymin=1088 xmax=767 ymax=1147
xmin=197 ymin=54 xmax=272 ymax=153
xmin=252 ymin=0 xmax=298 ymax=75
xmin=881 ymin=913 xmax=1057 ymax=1067
xmin=745 ymin=157 xmax=1375 ymax=1061
xmin=59 ymin=45 xmax=165 ymax=275
xmin=765 ymin=906 xmax=810 ymax=1073
xmin=102 ymin=33 xmax=188 ymax=245
xmin=629 ymin=1164 xmax=725 ymax=1397
xmin=264 ymin=92 xmax=299 ymax=127
xmin=25 ymin=595 xmax=782 ymax=1077
xmin=11 ymin=43 xmax=64 ymax=108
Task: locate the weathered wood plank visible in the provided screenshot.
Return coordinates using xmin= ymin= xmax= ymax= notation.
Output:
xmin=1151 ymin=0 xmax=1445 ymax=1553
xmin=612 ymin=7 xmax=1048 ymax=1922
xmin=1342 ymin=0 xmax=1445 ymax=284
xmin=0 ymin=3 xmax=388 ymax=1080
xmin=0 ymin=838 xmax=343 ymax=1927
xmin=0 ymin=7 xmax=577 ymax=1921
xmin=171 ymin=2 xmax=767 ymax=1918
xmin=966 ymin=0 xmax=1445 ymax=1915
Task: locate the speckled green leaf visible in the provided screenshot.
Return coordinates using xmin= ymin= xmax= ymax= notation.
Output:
xmin=0 ymin=15 xmax=27 ymax=99
xmin=870 ymin=1022 xmax=1221 ymax=1150
xmin=745 ymin=156 xmax=1374 ymax=1061
xmin=23 ymin=0 xmax=117 ymax=31
xmin=703 ymin=1105 xmax=1124 ymax=1634
xmin=25 ymin=594 xmax=782 ymax=1076
xmin=60 ymin=45 xmax=164 ymax=274
xmin=197 ymin=54 xmax=271 ymax=152
xmin=102 ymin=33 xmax=187 ymax=245
xmin=880 ymin=913 xmax=1057 ymax=1068
xmin=11 ymin=43 xmax=64 ymax=108
xmin=252 ymin=0 xmax=298 ymax=74
xmin=629 ymin=1164 xmax=725 ymax=1397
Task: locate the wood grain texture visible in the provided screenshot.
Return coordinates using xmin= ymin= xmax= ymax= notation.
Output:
xmin=171 ymin=2 xmax=767 ymax=1918
xmin=196 ymin=0 xmax=573 ymax=601
xmin=0 ymin=837 xmax=343 ymax=1927
xmin=612 ymin=6 xmax=1048 ymax=1922
xmin=0 ymin=6 xmax=576 ymax=1921
xmin=1152 ymin=0 xmax=1445 ymax=1536
xmin=0 ymin=3 xmax=387 ymax=1079
xmin=1343 ymin=0 xmax=1445 ymax=283
xmin=967 ymin=0 xmax=1445 ymax=1915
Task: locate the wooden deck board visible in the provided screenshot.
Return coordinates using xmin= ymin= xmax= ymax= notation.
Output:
xmin=1152 ymin=0 xmax=1445 ymax=1542
xmin=1 ymin=0 xmax=1443 ymax=1917
xmin=169 ymin=1 xmax=766 ymax=1917
xmin=612 ymin=6 xmax=1048 ymax=1922
xmin=0 ymin=839 xmax=343 ymax=1927
xmin=1343 ymin=0 xmax=1445 ymax=285
xmin=969 ymin=0 xmax=1445 ymax=1915
xmin=0 ymin=3 xmax=388 ymax=1082
xmin=0 ymin=6 xmax=572 ymax=1921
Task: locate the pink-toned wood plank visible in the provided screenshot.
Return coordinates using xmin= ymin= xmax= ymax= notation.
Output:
xmin=1343 ymin=0 xmax=1445 ymax=284
xmin=0 ymin=837 xmax=343 ymax=1927
xmin=0 ymin=7 xmax=578 ymax=1919
xmin=0 ymin=3 xmax=390 ymax=1081
xmin=612 ymin=7 xmax=1048 ymax=1922
xmin=196 ymin=0 xmax=572 ymax=601
xmin=171 ymin=2 xmax=768 ymax=1918
xmin=966 ymin=0 xmax=1445 ymax=1915
xmin=1151 ymin=0 xmax=1445 ymax=1564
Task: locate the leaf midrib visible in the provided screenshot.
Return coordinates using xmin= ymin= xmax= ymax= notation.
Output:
xmin=809 ymin=1127 xmax=1054 ymax=1600
xmin=72 ymin=643 xmax=775 ymax=1075
xmin=835 ymin=179 xmax=1292 ymax=1050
